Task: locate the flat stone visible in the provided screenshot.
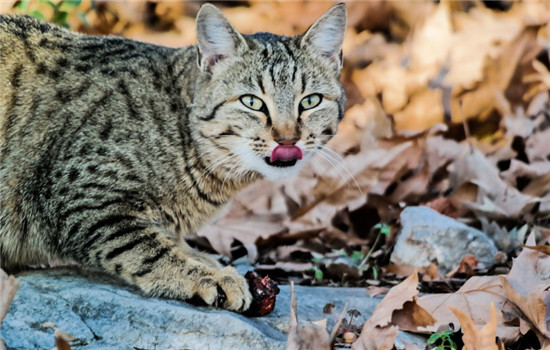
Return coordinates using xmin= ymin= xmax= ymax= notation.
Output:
xmin=1 ymin=269 xmax=427 ymax=349
xmin=391 ymin=206 xmax=498 ymax=273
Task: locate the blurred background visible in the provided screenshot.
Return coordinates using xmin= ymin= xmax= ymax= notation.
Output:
xmin=2 ymin=0 xmax=549 ymax=287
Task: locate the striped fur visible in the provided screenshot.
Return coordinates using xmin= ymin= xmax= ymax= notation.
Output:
xmin=0 ymin=4 xmax=346 ymax=312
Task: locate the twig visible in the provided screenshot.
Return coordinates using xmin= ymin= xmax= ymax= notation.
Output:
xmin=459 ymin=99 xmax=474 ymax=153
xmin=329 ymin=301 xmax=349 ymax=342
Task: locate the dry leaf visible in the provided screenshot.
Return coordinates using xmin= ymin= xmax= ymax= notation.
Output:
xmin=366 ymin=286 xmax=389 ymax=298
xmin=522 ymin=244 xmax=550 ymax=255
xmin=55 ymin=335 xmax=72 ymax=350
xmin=449 ymin=148 xmax=537 ymax=220
xmin=286 ymin=282 xmax=330 ymax=350
xmin=502 ymin=232 xmax=550 ymax=346
xmin=42 ymin=322 xmax=79 ymax=342
xmin=362 ymin=271 xmax=420 ymax=327
xmin=450 ymin=302 xmax=499 ymax=350
xmin=351 ymin=325 xmax=398 ymax=350
xmin=352 ymin=271 xmax=435 ymax=349
xmin=391 ymin=296 xmax=437 ymax=333
xmin=417 ymin=275 xmax=518 ymax=341
xmin=197 ymin=217 xmax=286 ymax=261
xmin=0 ymin=268 xmax=18 ymax=324
xmin=450 ymin=25 xmax=540 ymax=122
xmin=446 ymin=255 xmax=480 ymax=278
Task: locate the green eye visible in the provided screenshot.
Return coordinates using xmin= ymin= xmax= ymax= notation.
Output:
xmin=240 ymin=95 xmax=264 ymax=111
xmin=300 ymin=94 xmax=322 ymax=110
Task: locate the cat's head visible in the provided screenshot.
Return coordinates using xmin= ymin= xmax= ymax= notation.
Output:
xmin=190 ymin=4 xmax=347 ymax=181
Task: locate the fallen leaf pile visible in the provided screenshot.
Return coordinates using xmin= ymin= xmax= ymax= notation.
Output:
xmin=3 ymin=1 xmax=550 ymax=349
xmin=286 ymin=232 xmax=549 ymax=349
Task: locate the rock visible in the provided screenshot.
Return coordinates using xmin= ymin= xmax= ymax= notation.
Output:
xmin=0 ymin=269 xmax=427 ymax=350
xmin=391 ymin=206 xmax=498 ymax=273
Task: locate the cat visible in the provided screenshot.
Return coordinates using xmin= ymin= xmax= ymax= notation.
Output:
xmin=0 ymin=3 xmax=347 ymax=313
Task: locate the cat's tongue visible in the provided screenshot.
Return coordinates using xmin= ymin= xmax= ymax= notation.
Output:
xmin=270 ymin=145 xmax=303 ymax=163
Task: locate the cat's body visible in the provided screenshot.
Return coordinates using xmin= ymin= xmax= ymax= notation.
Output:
xmin=0 ymin=4 xmax=346 ymax=312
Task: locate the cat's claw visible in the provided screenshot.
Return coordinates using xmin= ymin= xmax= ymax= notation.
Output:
xmin=196 ymin=267 xmax=252 ymax=312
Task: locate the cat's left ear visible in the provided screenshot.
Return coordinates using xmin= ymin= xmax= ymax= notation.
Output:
xmin=301 ymin=3 xmax=347 ymax=68
xmin=195 ymin=4 xmax=247 ymax=73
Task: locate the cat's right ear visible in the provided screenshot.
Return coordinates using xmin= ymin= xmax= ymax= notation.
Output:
xmin=195 ymin=4 xmax=247 ymax=73
xmin=300 ymin=3 xmax=347 ymax=68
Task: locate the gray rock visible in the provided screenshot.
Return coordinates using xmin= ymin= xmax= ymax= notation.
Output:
xmin=0 ymin=269 xmax=427 ymax=350
xmin=391 ymin=206 xmax=498 ymax=273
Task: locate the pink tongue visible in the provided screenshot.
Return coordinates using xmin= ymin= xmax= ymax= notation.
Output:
xmin=270 ymin=145 xmax=303 ymax=163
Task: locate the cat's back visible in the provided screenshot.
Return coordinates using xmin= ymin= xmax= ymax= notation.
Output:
xmin=0 ymin=15 xmax=185 ymax=158
xmin=0 ymin=14 xmax=180 ymax=116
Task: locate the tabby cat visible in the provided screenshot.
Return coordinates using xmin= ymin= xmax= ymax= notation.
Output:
xmin=0 ymin=4 xmax=347 ymax=312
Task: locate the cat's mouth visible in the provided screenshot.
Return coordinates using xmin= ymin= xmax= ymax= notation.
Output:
xmin=264 ymin=157 xmax=298 ymax=167
xmin=265 ymin=145 xmax=303 ymax=168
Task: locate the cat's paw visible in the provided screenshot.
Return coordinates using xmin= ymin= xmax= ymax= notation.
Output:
xmin=195 ymin=266 xmax=252 ymax=312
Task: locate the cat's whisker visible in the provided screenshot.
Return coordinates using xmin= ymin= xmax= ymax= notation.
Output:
xmin=200 ymin=151 xmax=237 ymax=178
xmin=315 ymin=146 xmax=364 ymax=195
xmin=204 ymin=153 xmax=242 ymax=183
xmin=310 ymin=148 xmax=350 ymax=185
xmin=198 ymin=139 xmax=243 ymax=179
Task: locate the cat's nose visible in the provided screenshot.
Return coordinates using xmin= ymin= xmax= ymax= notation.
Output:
xmin=276 ymin=138 xmax=299 ymax=146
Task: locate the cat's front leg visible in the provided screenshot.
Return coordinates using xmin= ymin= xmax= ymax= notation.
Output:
xmin=83 ymin=228 xmax=252 ymax=312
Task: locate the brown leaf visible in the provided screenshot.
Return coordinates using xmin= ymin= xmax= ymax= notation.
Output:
xmin=286 ymin=282 xmax=330 ymax=350
xmin=351 ymin=325 xmax=398 ymax=350
xmin=502 ymin=232 xmax=550 ymax=346
xmin=424 ymin=197 xmax=462 ymax=219
xmin=365 ymin=271 xmax=420 ymax=327
xmin=447 ymin=7 xmax=542 ymax=122
xmin=392 ymin=297 xmax=437 ymax=332
xmin=55 ymin=334 xmax=72 ymax=350
xmin=449 ymin=147 xmax=537 ymax=219
xmin=507 ymin=232 xmax=549 ymax=296
xmin=417 ymin=275 xmax=519 ymax=341
xmin=445 ymin=255 xmax=480 ymax=278
xmin=501 ymin=277 xmax=550 ymax=346
xmin=522 ymin=244 xmax=550 ymax=255
xmin=366 ymin=286 xmax=389 ymax=298
xmin=0 ymin=268 xmax=18 ymax=324
xmin=384 ymin=264 xmax=431 ymax=277
xmin=408 ymin=2 xmax=452 ymax=76
xmin=450 ymin=302 xmax=499 ymax=350
xmin=42 ymin=323 xmax=79 ymax=343
xmin=197 ymin=217 xmax=286 ymax=260
xmin=352 ymin=271 xmax=435 ymax=349
xmin=392 ymin=88 xmax=444 ymax=133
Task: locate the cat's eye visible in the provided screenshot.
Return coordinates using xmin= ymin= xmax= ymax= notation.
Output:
xmin=240 ymin=95 xmax=264 ymax=111
xmin=300 ymin=94 xmax=322 ymax=111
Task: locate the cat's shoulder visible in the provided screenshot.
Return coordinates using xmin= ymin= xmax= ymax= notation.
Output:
xmin=1 ymin=14 xmax=67 ymax=35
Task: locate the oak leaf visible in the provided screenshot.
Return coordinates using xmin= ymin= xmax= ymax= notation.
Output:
xmin=417 ymin=275 xmax=519 ymax=341
xmin=450 ymin=302 xmax=499 ymax=350
xmin=502 ymin=232 xmax=550 ymax=346
xmin=352 ymin=271 xmax=435 ymax=350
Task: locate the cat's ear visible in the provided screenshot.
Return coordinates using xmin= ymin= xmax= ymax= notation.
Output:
xmin=195 ymin=4 xmax=247 ymax=72
xmin=301 ymin=4 xmax=347 ymax=67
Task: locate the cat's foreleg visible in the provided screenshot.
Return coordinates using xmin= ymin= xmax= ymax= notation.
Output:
xmin=82 ymin=227 xmax=252 ymax=312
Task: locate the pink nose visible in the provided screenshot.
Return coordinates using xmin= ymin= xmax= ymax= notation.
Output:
xmin=270 ymin=145 xmax=303 ymax=163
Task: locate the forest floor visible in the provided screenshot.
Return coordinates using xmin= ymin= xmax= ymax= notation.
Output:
xmin=1 ymin=1 xmax=550 ymax=349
